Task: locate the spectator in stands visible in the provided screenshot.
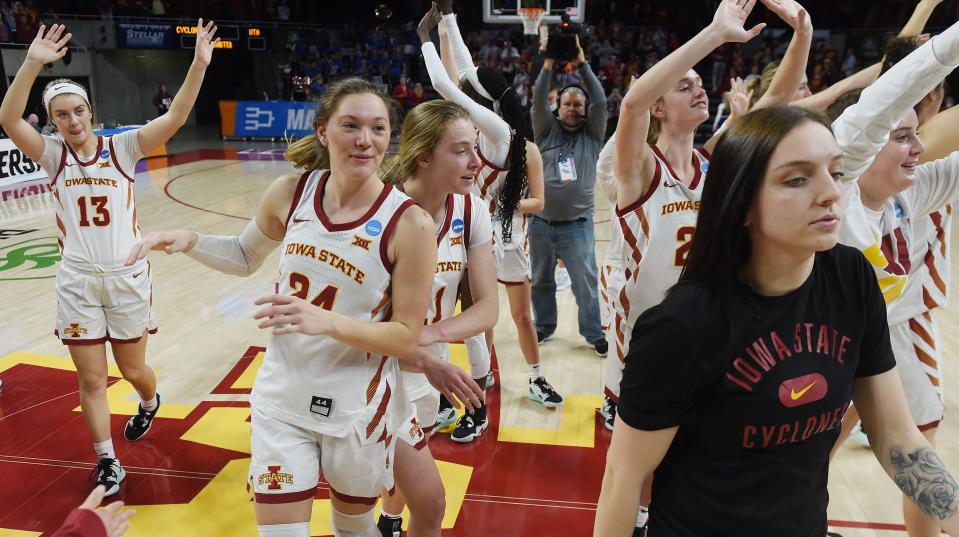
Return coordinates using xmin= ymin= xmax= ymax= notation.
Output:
xmin=152 ymin=85 xmax=172 ymax=118
xmin=408 ymin=82 xmax=426 ymax=108
xmin=392 ymin=74 xmax=409 ymax=109
xmin=277 ymin=0 xmax=290 ymax=21
xmin=530 ymin=34 xmax=608 ymax=355
xmin=26 ymin=113 xmax=39 ymax=132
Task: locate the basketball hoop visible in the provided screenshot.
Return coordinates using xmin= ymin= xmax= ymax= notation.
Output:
xmin=519 ymin=7 xmax=545 ymax=36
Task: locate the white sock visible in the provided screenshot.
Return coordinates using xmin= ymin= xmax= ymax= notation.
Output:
xmin=257 ymin=522 xmax=310 ymax=536
xmin=141 ymin=394 xmax=158 ymax=412
xmin=636 ymin=506 xmax=649 ymax=527
xmin=93 ymin=438 xmax=116 ymax=460
xmin=528 ymin=363 xmax=541 ymax=381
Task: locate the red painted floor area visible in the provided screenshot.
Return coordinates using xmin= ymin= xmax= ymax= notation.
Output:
xmin=0 ymin=350 xmax=607 ymax=536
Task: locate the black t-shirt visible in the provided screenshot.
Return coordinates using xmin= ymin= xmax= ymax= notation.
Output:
xmin=618 ymin=245 xmax=896 ymax=537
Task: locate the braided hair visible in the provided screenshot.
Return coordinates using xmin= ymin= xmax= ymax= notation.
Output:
xmin=462 ymin=66 xmax=529 ymax=244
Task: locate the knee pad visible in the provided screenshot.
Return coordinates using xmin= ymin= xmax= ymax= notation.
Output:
xmin=257 ymin=522 xmax=310 ymax=537
xmin=464 ymin=333 xmax=491 ymax=379
xmin=331 ymin=505 xmax=375 ymax=535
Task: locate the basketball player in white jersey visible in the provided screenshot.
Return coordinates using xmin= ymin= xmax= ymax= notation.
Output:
xmin=609 ymin=0 xmax=812 ymax=532
xmin=374 ymin=100 xmax=498 ymax=537
xmin=127 ymin=78 xmax=469 ymax=537
xmin=826 ymin=25 xmax=959 ymax=536
xmin=427 ymin=3 xmax=563 ymax=426
xmin=0 ymin=20 xmax=219 ymax=496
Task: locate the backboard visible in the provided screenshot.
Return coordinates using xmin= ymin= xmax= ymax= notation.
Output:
xmin=483 ymin=0 xmax=585 ymax=25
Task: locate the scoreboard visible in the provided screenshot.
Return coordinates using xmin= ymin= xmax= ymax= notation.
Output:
xmin=116 ymin=22 xmax=270 ymax=50
xmin=175 ymin=24 xmax=268 ymax=50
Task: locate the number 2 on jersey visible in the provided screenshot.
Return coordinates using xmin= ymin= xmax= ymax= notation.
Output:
xmin=77 ymin=196 xmax=110 ymax=227
xmin=289 ymin=272 xmax=339 ymax=311
xmin=674 ymin=226 xmax=696 ymax=267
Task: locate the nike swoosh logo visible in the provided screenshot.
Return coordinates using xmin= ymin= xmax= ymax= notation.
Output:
xmin=790 ymin=381 xmax=816 ymax=400
xmin=132 ymin=271 xmax=142 ymax=278
xmin=291 ymin=218 xmax=311 ymax=224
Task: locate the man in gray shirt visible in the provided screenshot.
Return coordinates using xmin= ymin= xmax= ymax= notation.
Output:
xmin=530 ymin=36 xmax=608 ymax=356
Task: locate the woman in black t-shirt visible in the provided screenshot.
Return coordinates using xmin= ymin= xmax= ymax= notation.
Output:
xmin=594 ymin=105 xmax=959 ymax=537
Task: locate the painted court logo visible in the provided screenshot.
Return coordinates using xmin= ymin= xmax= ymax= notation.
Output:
xmin=258 ymin=465 xmax=294 ymax=490
xmin=0 ymin=235 xmax=61 ymax=281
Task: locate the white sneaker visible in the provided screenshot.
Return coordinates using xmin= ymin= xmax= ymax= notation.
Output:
xmin=555 ymin=266 xmax=571 ymax=291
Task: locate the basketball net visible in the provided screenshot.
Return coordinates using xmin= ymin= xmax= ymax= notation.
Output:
xmin=519 ymin=7 xmax=545 ymax=36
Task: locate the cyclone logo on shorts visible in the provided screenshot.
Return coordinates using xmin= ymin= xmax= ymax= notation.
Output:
xmin=365 ymin=220 xmax=383 ymax=237
xmin=452 ymin=219 xmax=465 ymax=234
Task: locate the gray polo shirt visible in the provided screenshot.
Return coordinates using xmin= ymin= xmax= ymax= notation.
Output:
xmin=531 ymin=62 xmax=607 ymax=222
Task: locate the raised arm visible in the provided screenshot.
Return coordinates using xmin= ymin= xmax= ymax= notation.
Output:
xmin=418 ymin=7 xmax=511 ymax=168
xmin=437 ymin=1 xmax=477 ymax=85
xmin=617 ymin=0 xmax=765 ymax=205
xmin=531 ymin=64 xmax=553 ymax=139
xmin=792 ymin=62 xmax=881 ymax=112
xmin=833 ymin=26 xmax=959 ymax=181
xmin=0 ymin=24 xmax=71 ymax=161
xmin=437 ymin=18 xmax=459 ymax=82
xmin=898 ymin=0 xmax=944 ymax=38
xmin=573 ymin=37 xmax=608 ymax=140
xmin=136 ymin=19 xmax=218 ymax=154
xmin=752 ymin=0 xmax=812 ymax=109
xmin=917 ymin=106 xmax=959 ymax=164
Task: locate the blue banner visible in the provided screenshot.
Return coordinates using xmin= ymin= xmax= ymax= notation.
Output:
xmin=233 ymin=101 xmax=316 ymax=138
xmin=117 ymin=23 xmax=173 ymax=49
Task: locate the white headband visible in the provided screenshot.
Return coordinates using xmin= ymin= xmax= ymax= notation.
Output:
xmin=43 ymin=82 xmax=90 ymax=113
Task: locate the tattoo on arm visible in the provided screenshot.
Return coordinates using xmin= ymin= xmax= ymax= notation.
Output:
xmin=891 ymin=447 xmax=959 ymax=520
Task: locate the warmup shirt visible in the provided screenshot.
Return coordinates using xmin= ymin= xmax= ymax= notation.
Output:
xmin=619 ymin=245 xmax=895 ymax=537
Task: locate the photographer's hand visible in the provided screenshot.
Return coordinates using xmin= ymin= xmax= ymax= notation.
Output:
xmin=570 ymin=35 xmax=586 ymax=67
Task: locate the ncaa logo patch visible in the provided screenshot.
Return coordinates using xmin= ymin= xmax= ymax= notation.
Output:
xmin=100 ymin=149 xmax=110 ymax=160
xmin=451 ymin=218 xmax=465 ymax=234
xmin=700 ymin=161 xmax=709 ymax=174
xmin=365 ymin=220 xmax=383 ymax=236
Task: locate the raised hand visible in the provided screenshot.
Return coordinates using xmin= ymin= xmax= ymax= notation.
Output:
xmin=253 ymin=294 xmax=336 ymax=336
xmin=78 ymin=486 xmax=135 ymax=537
xmin=193 ymin=18 xmax=219 ymax=68
xmin=124 ymin=230 xmax=197 ymax=266
xmin=436 ymin=0 xmax=453 ymax=15
xmin=711 ymin=0 xmax=766 ymax=44
xmin=760 ymin=0 xmax=811 ymax=32
xmin=26 ymin=24 xmax=72 ymax=65
xmin=417 ymin=2 xmax=442 ymax=43
xmin=727 ymin=77 xmax=754 ymax=122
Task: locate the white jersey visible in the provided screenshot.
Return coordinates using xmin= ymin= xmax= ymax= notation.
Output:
xmin=611 ymin=145 xmax=709 ymax=356
xmin=839 ymin=151 xmax=959 ymax=325
xmin=38 ymin=132 xmax=144 ymax=273
xmin=473 ymin=148 xmax=527 ymax=252
xmin=405 ymin=192 xmax=493 ymax=401
xmin=916 ymin=207 xmax=952 ymax=311
xmin=251 ymin=170 xmax=416 ymax=444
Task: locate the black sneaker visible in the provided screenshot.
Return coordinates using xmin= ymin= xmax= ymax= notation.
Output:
xmin=600 ymin=396 xmax=617 ymax=431
xmin=90 ymin=457 xmax=125 ymax=496
xmin=451 ymin=409 xmax=489 ymax=443
xmin=124 ymin=393 xmax=161 ymax=441
xmin=537 ymin=331 xmax=556 ymax=345
xmin=376 ymin=514 xmax=402 ymax=537
xmin=593 ymin=339 xmax=609 ymax=356
xmin=528 ymin=377 xmax=564 ymax=407
xmin=632 ymin=526 xmax=647 ymax=537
